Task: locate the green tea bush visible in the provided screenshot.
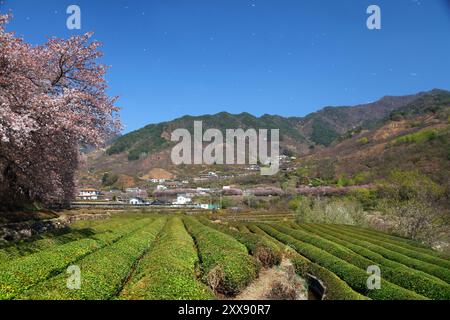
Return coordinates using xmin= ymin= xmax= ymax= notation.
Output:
xmin=197 ymin=217 xmax=282 ymax=268
xmin=183 ymin=217 xmax=258 ymax=295
xmin=0 ymin=218 xmax=151 ymax=299
xmin=257 ymin=224 xmax=426 ymax=300
xmin=342 ymin=225 xmax=450 ymax=259
xmin=0 ymin=217 xmax=141 ymax=261
xmin=288 ymin=252 xmax=368 ymax=300
xmin=320 ymin=224 xmax=450 ymax=284
xmin=246 ymin=224 xmax=367 ymax=300
xmin=323 ymin=224 xmax=450 ymax=271
xmin=120 ymin=217 xmax=215 ymax=300
xmin=299 ymin=224 xmax=450 ymax=299
xmin=19 ymin=218 xmax=166 ymax=300
xmin=246 ymin=224 xmax=286 ymax=248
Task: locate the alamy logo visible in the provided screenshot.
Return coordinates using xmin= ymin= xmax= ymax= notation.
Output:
xmin=171 ymin=121 xmax=280 ymax=175
xmin=66 ymin=5 xmax=81 ymax=30
xmin=367 ymin=265 xmax=381 ymax=290
xmin=66 ymin=265 xmax=81 ymax=290
xmin=367 ymin=5 xmax=381 ymax=30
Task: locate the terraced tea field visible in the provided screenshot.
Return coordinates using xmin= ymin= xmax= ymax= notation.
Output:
xmin=1 ymin=213 xmax=449 ymax=300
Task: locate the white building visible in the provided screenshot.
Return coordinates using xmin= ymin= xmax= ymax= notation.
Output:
xmin=156 ymin=185 xmax=167 ymax=191
xmin=173 ymin=194 xmax=192 ymax=205
xmin=125 ymin=187 xmax=142 ymax=193
xmin=78 ymin=188 xmax=100 ymax=200
xmin=129 ymin=197 xmax=144 ymax=205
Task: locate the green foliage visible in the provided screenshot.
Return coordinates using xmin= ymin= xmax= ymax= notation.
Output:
xmin=389 ymin=90 xmax=450 ymax=120
xmin=197 ymin=217 xmax=282 ymax=268
xmin=336 ymin=175 xmax=355 ymax=187
xmin=20 ymin=218 xmax=166 ymax=300
xmin=106 ymin=112 xmax=309 ymax=161
xmin=288 ymin=252 xmax=368 ymax=300
xmin=353 ymin=171 xmax=371 ymax=184
xmin=323 ymin=224 xmax=450 ymax=270
xmin=341 ymin=225 xmax=450 ymax=260
xmin=183 ymin=217 xmax=258 ymax=295
xmin=378 ymin=170 xmax=444 ymax=202
xmin=258 ymin=224 xmax=426 ymax=300
xmin=349 ymin=188 xmax=377 ymax=210
xmin=311 ymin=118 xmax=339 ymax=146
xmin=298 ymin=224 xmax=450 ymax=300
xmin=357 ymin=137 xmax=369 ymax=144
xmin=0 ymin=239 xmax=101 ymax=300
xmin=247 ymin=224 xmax=367 ymax=300
xmin=120 ymin=217 xmax=214 ymax=300
xmin=391 ymin=128 xmax=439 ymax=146
xmin=319 ymin=224 xmax=450 ymax=284
xmin=101 ymin=173 xmax=119 ymax=186
xmin=0 ymin=218 xmax=151 ymax=299
xmin=0 ymin=217 xmax=141 ymax=261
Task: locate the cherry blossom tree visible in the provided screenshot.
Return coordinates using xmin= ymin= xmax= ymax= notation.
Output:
xmin=0 ymin=14 xmax=120 ymax=208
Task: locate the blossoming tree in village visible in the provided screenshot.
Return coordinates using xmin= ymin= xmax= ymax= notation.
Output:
xmin=0 ymin=14 xmax=120 ymax=208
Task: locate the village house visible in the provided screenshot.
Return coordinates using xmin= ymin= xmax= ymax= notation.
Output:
xmin=165 ymin=181 xmax=180 ymax=188
xmin=77 ymin=188 xmax=100 ymax=200
xmin=196 ymin=187 xmax=211 ymax=195
xmin=129 ymin=197 xmax=145 ymax=205
xmin=173 ymin=194 xmax=192 ymax=205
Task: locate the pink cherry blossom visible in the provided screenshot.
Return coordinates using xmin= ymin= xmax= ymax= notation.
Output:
xmin=0 ymin=14 xmax=121 ymax=207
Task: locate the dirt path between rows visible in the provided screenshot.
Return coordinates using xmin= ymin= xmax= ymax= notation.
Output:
xmin=234 ymin=258 xmax=308 ymax=300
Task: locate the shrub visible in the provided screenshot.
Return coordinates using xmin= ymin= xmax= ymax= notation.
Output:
xmin=120 ymin=217 xmax=214 ymax=300
xmin=391 ymin=128 xmax=439 ymax=146
xmin=0 ymin=218 xmax=152 ymax=299
xmin=246 ymin=224 xmax=287 ymax=248
xmin=323 ymin=224 xmax=450 ymax=271
xmin=349 ymin=188 xmax=377 ymax=211
xmin=257 ymin=224 xmax=425 ymax=300
xmin=0 ymin=217 xmax=139 ymax=261
xmin=357 ymin=137 xmax=369 ymax=144
xmin=319 ymin=224 xmax=450 ymax=284
xmin=19 ymin=218 xmax=166 ymax=300
xmin=342 ymin=225 xmax=450 ymax=259
xmin=294 ymin=197 xmax=365 ymax=225
xmin=299 ymin=224 xmax=450 ymax=300
xmin=288 ymin=251 xmax=368 ymax=300
xmin=248 ymin=224 xmax=367 ymax=300
xmin=336 ymin=175 xmax=354 ymax=187
xmin=377 ymin=170 xmax=444 ymax=203
xmin=376 ymin=199 xmax=444 ymax=244
xmin=101 ymin=173 xmax=119 ymax=186
xmin=183 ymin=217 xmax=258 ymax=296
xmin=197 ymin=217 xmax=282 ymax=268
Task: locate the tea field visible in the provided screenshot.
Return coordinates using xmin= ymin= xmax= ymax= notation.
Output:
xmin=1 ymin=213 xmax=449 ymax=300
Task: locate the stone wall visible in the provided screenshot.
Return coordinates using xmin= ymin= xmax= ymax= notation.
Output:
xmin=0 ymin=213 xmax=111 ymax=242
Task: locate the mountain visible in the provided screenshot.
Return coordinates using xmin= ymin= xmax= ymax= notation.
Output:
xmin=78 ymin=89 xmax=449 ymax=187
xmin=296 ymin=89 xmax=450 ymax=186
xmin=106 ymin=89 xmax=444 ymax=160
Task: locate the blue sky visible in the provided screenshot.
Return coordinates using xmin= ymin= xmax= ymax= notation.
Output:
xmin=2 ymin=0 xmax=450 ymax=133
